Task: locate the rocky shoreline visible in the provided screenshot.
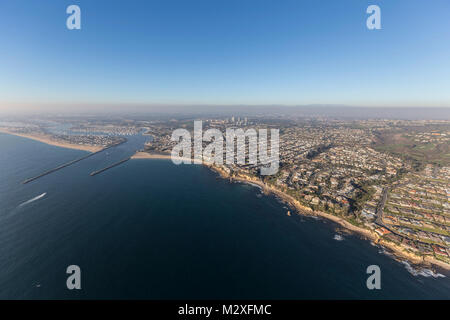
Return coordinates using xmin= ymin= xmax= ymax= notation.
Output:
xmin=207 ymin=164 xmax=450 ymax=272
xmin=95 ymin=150 xmax=450 ymax=272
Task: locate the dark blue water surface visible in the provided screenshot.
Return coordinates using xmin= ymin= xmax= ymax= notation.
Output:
xmin=0 ymin=133 xmax=449 ymax=299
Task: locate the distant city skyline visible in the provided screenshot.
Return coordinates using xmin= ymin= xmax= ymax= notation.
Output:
xmin=1 ymin=0 xmax=450 ymax=111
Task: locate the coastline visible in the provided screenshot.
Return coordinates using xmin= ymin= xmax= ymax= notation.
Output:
xmin=130 ymin=151 xmax=450 ymax=271
xmin=131 ymin=151 xmax=173 ymax=160
xmin=0 ymin=128 xmax=103 ymax=153
xmin=23 ymin=146 xmax=450 ymax=272
xmin=131 ymin=151 xmax=195 ymax=163
xmin=207 ymin=165 xmax=450 ymax=272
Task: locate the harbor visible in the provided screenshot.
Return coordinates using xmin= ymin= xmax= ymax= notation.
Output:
xmin=22 ymin=140 xmax=126 ymax=184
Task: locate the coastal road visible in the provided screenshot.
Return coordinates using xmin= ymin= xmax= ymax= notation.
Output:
xmin=375 ymin=187 xmax=388 ymax=225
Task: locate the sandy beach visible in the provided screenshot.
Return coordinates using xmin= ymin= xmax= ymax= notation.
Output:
xmin=0 ymin=128 xmax=103 ymax=153
xmin=131 ymin=151 xmax=174 ymax=160
xmin=131 ymin=151 xmax=197 ymax=163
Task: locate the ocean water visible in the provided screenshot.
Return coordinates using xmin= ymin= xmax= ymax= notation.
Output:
xmin=0 ymin=132 xmax=449 ymax=299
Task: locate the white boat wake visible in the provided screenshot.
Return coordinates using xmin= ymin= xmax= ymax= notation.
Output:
xmin=18 ymin=192 xmax=46 ymax=207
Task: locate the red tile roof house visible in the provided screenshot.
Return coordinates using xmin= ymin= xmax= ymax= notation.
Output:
xmin=375 ymin=227 xmax=391 ymax=236
xmin=432 ymin=245 xmax=449 ymax=257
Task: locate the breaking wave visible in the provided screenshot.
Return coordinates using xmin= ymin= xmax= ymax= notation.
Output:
xmin=334 ymin=234 xmax=344 ymax=241
xmin=401 ymin=261 xmax=446 ymax=278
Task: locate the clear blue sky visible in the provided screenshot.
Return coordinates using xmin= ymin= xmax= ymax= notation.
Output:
xmin=0 ymin=0 xmax=449 ymax=111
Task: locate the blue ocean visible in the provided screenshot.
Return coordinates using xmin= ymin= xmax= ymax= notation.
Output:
xmin=0 ymin=133 xmax=449 ymax=299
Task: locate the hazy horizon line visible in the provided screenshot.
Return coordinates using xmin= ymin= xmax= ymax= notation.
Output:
xmin=1 ymin=103 xmax=449 ymax=121
xmin=1 ymin=102 xmax=450 ymax=114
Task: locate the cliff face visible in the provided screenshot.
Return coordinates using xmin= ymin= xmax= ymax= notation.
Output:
xmin=208 ymin=164 xmax=450 ymax=271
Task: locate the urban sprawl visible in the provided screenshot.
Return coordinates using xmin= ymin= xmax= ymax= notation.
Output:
xmin=1 ymin=115 xmax=449 ymax=267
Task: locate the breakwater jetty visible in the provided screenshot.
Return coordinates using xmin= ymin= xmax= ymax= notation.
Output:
xmin=22 ymin=140 xmax=126 ymax=184
xmin=89 ymin=157 xmax=130 ymax=176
